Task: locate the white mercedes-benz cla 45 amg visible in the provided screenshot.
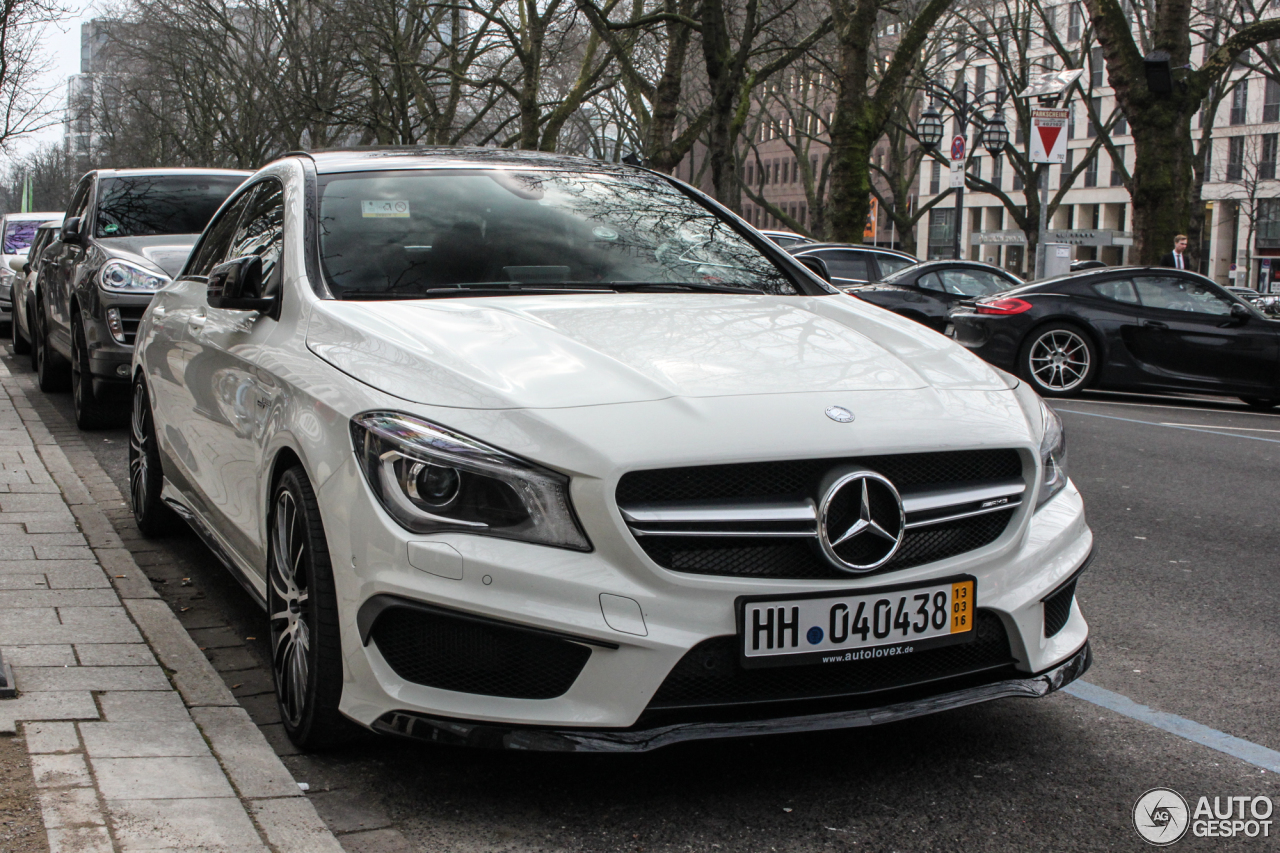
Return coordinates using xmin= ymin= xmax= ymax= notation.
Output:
xmin=130 ymin=149 xmax=1092 ymax=751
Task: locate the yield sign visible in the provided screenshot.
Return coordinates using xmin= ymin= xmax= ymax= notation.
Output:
xmin=1030 ymin=108 xmax=1070 ymax=163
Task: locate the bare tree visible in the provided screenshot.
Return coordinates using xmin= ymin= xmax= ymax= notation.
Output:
xmin=0 ymin=0 xmax=69 ymax=149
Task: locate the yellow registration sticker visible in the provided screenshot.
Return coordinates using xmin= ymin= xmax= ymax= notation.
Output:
xmin=950 ymin=580 xmax=975 ymax=633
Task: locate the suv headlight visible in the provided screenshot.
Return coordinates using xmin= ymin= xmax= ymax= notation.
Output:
xmin=1036 ymin=399 xmax=1068 ymax=509
xmin=351 ymin=412 xmax=590 ymax=551
xmin=99 ymin=260 xmax=168 ymax=293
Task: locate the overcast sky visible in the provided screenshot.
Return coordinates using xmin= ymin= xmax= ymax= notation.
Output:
xmin=7 ymin=3 xmax=99 ymax=161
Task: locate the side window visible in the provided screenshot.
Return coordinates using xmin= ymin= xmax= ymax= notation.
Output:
xmin=918 ymin=272 xmax=944 ymax=292
xmin=875 ymin=256 xmax=914 ymax=277
xmin=813 ymin=249 xmax=870 ymax=281
xmin=227 ymin=180 xmax=285 ymax=294
xmin=938 ymin=269 xmax=1003 ymax=297
xmin=185 ymin=191 xmax=254 ymax=279
xmin=66 ymin=178 xmax=92 ymax=223
xmin=1090 ymin=279 xmax=1139 ymax=303
xmin=1134 ymin=275 xmax=1232 ymax=315
xmin=968 ymin=270 xmax=1015 ymax=295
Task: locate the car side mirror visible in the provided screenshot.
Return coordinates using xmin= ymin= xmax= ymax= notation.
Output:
xmin=8 ymin=257 xmax=24 ymax=273
xmin=1230 ymin=302 xmax=1251 ymax=322
xmin=61 ymin=217 xmax=82 ymax=245
xmin=208 ymin=255 xmax=274 ymax=312
xmin=797 ymin=256 xmax=831 ymax=282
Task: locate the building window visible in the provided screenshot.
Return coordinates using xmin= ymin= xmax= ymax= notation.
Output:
xmin=1227 ymin=135 xmax=1244 ymax=181
xmin=928 ymin=209 xmax=956 ymax=258
xmin=975 ymin=65 xmax=986 ymax=95
xmin=930 ymin=161 xmax=941 ymax=194
xmin=1263 ymin=134 xmax=1278 ymax=180
xmin=1231 ymin=80 xmax=1249 ymax=126
xmin=1061 ymin=148 xmax=1074 ymax=188
xmin=1068 ymin=2 xmax=1082 ymax=41
xmin=1013 ymin=166 xmax=1023 ymax=191
xmin=1111 ymin=146 xmax=1125 ymax=186
xmin=1067 ymin=105 xmax=1076 ymax=140
xmin=1087 ymin=97 xmax=1101 ymax=138
xmin=1266 ymin=78 xmax=1280 ymax=122
xmin=1259 ymin=198 xmax=1280 ymax=247
xmin=1090 ymin=47 xmax=1104 ymax=88
xmin=1084 ymin=153 xmax=1098 ymax=187
xmin=1115 ymin=111 xmax=1128 ymax=136
xmin=992 ymin=155 xmax=1003 ymax=190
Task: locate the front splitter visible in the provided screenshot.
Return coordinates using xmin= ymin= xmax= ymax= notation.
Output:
xmin=370 ymin=641 xmax=1092 ymax=753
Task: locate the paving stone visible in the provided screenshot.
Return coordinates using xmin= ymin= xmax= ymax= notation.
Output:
xmin=35 ymin=545 xmax=97 ymax=560
xmin=0 ymin=588 xmax=120 ymax=607
xmin=0 ymin=493 xmax=75 ymax=511
xmin=107 ymin=797 xmax=267 ymax=851
xmin=0 ymin=559 xmax=101 ymax=574
xmin=38 ymin=787 xmax=105 ymax=827
xmin=98 ymin=691 xmax=191 ymax=722
xmin=338 ymin=828 xmax=417 ymax=853
xmin=0 ymin=691 xmax=99 ymax=728
xmin=92 ymin=756 xmax=236 ymax=799
xmin=257 ymin=722 xmax=302 ymax=757
xmin=2 ymin=606 xmax=146 ymax=644
xmin=207 ymin=645 xmax=261 ymax=672
xmin=190 ymin=706 xmax=301 ymax=799
xmin=237 ymin=693 xmax=282 ymax=725
xmin=226 ymin=670 xmax=273 ymax=698
xmin=46 ymin=825 xmax=114 ymax=853
xmin=305 ymin=791 xmax=393 ymax=833
xmin=44 ymin=569 xmax=113 ymax=590
xmin=75 ymin=643 xmax=156 ymax=666
xmin=24 ymin=721 xmax=81 ymax=753
xmin=249 ymin=798 xmax=346 ymax=853
xmin=81 ymin=720 xmax=209 ymax=758
xmin=125 ymin=598 xmax=237 ymax=708
xmin=0 ymin=573 xmax=51 ymax=588
xmin=2 ymin=643 xmax=76 ymax=665
xmin=14 ymin=665 xmax=170 ymax=692
xmin=0 ymin=544 xmax=35 ymax=559
xmin=31 ymin=753 xmax=92 ymax=788
xmin=0 ymin=533 xmax=87 ymax=547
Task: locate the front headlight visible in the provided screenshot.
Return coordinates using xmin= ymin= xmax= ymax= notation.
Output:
xmin=99 ymin=260 xmax=168 ymax=293
xmin=351 ymin=412 xmax=590 ymax=551
xmin=1036 ymin=399 xmax=1068 ymax=509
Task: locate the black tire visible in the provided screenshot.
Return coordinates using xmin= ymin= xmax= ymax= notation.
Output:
xmin=26 ymin=298 xmax=37 ymax=371
xmin=71 ymin=315 xmax=117 ymax=429
xmin=11 ymin=305 xmax=29 ymax=355
xmin=1240 ymin=396 xmax=1280 ymax=411
xmin=269 ymin=466 xmax=352 ymax=750
xmin=128 ymin=378 xmax=179 ymax=538
xmin=35 ymin=300 xmax=70 ymax=392
xmin=1019 ymin=323 xmax=1098 ymax=398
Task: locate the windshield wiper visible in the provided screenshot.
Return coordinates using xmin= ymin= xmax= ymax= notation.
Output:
xmin=604 ymin=281 xmax=763 ymax=294
xmin=335 ymin=280 xmax=763 ymax=300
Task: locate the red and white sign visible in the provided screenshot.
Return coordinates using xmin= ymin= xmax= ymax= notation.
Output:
xmin=1030 ymin=108 xmax=1070 ymax=164
xmin=950 ymin=135 xmax=967 ymax=162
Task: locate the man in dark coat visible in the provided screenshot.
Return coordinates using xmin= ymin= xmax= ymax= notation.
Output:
xmin=1160 ymin=235 xmax=1189 ymax=269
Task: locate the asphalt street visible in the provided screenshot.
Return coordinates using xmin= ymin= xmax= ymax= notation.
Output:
xmin=20 ymin=351 xmax=1280 ymax=853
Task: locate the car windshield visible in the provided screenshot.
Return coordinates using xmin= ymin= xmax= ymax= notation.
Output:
xmin=95 ymin=175 xmax=246 ymax=238
xmin=317 ymin=169 xmax=796 ymax=297
xmin=3 ymin=220 xmax=41 ymax=254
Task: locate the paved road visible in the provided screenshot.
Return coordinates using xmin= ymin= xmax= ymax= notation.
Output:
xmin=23 ymin=358 xmax=1280 ymax=852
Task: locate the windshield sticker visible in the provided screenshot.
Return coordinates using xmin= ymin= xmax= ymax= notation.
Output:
xmin=592 ymin=226 xmax=618 ymax=241
xmin=102 ymin=222 xmax=119 ymax=234
xmin=362 ymin=200 xmax=410 ymax=219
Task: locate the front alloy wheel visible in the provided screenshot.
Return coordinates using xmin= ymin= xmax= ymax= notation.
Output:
xmin=128 ymin=379 xmax=178 ymax=537
xmin=268 ymin=467 xmax=350 ymax=749
xmin=72 ymin=316 xmax=115 ymax=429
xmin=1023 ymin=325 xmax=1094 ymax=397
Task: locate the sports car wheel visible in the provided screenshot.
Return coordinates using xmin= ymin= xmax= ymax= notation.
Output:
xmin=11 ymin=306 xmax=29 ymax=355
xmin=35 ymin=299 xmax=70 ymax=392
xmin=128 ymin=379 xmax=179 ymax=537
xmin=269 ymin=467 xmax=351 ymax=750
xmin=1240 ymin=396 xmax=1279 ymax=411
xmin=72 ymin=316 xmax=116 ymax=429
xmin=1021 ymin=324 xmax=1096 ymax=397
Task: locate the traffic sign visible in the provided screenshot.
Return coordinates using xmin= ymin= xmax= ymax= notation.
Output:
xmin=1030 ymin=108 xmax=1070 ymax=163
xmin=950 ymin=135 xmax=966 ymax=162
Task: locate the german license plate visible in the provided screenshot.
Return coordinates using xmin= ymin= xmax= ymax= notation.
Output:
xmin=738 ymin=576 xmax=976 ymax=668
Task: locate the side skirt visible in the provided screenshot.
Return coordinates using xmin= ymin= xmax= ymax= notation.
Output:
xmin=161 ymin=480 xmax=267 ymax=610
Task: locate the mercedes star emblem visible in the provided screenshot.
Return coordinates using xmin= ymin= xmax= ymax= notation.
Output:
xmin=818 ymin=469 xmax=905 ymax=572
xmin=825 ymin=406 xmax=855 ymax=423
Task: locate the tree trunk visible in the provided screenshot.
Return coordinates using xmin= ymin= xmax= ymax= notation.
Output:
xmin=1128 ymin=110 xmax=1196 ymax=263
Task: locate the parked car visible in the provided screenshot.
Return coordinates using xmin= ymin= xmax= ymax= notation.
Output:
xmin=131 ymin=148 xmax=1091 ymax=752
xmin=787 ymin=242 xmax=918 ymax=286
xmin=10 ymin=219 xmax=62 ymax=360
xmin=0 ymin=211 xmax=62 ymax=326
xmin=759 ymin=229 xmax=814 ymax=248
xmin=949 ymin=266 xmax=1280 ymax=408
xmin=841 ymin=260 xmax=1022 ymax=333
xmin=1069 ymin=259 xmax=1107 ymax=272
xmin=33 ymin=168 xmax=250 ymax=428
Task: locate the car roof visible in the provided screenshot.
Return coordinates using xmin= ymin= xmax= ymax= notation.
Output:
xmin=890 ymin=259 xmax=1016 ymax=274
xmin=788 ymin=243 xmax=916 ymax=259
xmin=292 ymin=147 xmax=643 ymax=176
xmin=2 ymin=211 xmax=62 ymax=221
xmin=84 ymin=168 xmax=254 ymax=179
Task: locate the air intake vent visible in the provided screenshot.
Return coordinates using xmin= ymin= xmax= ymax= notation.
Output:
xmin=1042 ymin=577 xmax=1078 ymax=638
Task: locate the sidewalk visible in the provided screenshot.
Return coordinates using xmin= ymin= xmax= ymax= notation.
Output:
xmin=0 ymin=359 xmax=345 ymax=853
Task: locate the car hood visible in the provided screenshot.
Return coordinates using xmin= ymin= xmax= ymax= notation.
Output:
xmin=305 ymin=293 xmax=1014 ymax=410
xmin=99 ymin=235 xmax=199 ymax=278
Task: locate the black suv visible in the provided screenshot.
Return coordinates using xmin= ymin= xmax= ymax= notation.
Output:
xmin=34 ymin=168 xmax=250 ymax=427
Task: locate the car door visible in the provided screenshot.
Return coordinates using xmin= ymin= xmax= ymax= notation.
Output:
xmin=1127 ymin=274 xmax=1280 ymax=392
xmin=43 ymin=177 xmax=94 ymax=352
xmin=183 ymin=179 xmax=286 ymax=569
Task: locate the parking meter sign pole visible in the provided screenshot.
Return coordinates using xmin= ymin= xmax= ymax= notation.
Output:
xmin=951 ymin=134 xmax=966 ymax=260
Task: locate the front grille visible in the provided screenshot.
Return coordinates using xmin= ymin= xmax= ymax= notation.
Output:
xmin=370 ymin=606 xmax=592 ymax=699
xmin=619 ymin=449 xmax=1023 ymax=579
xmin=1043 ymin=577 xmax=1077 ymax=637
xmin=116 ymin=305 xmax=147 ymax=346
xmin=649 ymin=609 xmax=1014 ymax=710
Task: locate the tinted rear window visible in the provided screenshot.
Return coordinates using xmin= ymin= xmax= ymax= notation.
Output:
xmin=95 ymin=175 xmax=246 ymax=238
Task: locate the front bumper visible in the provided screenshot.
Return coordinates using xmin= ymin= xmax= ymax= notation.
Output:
xmin=369 ymin=641 xmax=1092 ymax=752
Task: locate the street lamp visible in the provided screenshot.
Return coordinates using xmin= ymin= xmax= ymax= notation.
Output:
xmin=915 ymin=81 xmax=1008 ymax=260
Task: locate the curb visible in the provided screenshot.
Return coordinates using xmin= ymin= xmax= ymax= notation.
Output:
xmin=1 ymin=367 xmax=345 ymax=853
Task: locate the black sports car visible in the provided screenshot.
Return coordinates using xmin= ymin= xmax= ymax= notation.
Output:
xmin=841 ymin=260 xmax=1022 ymax=333
xmin=949 ymin=266 xmax=1280 ymax=409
